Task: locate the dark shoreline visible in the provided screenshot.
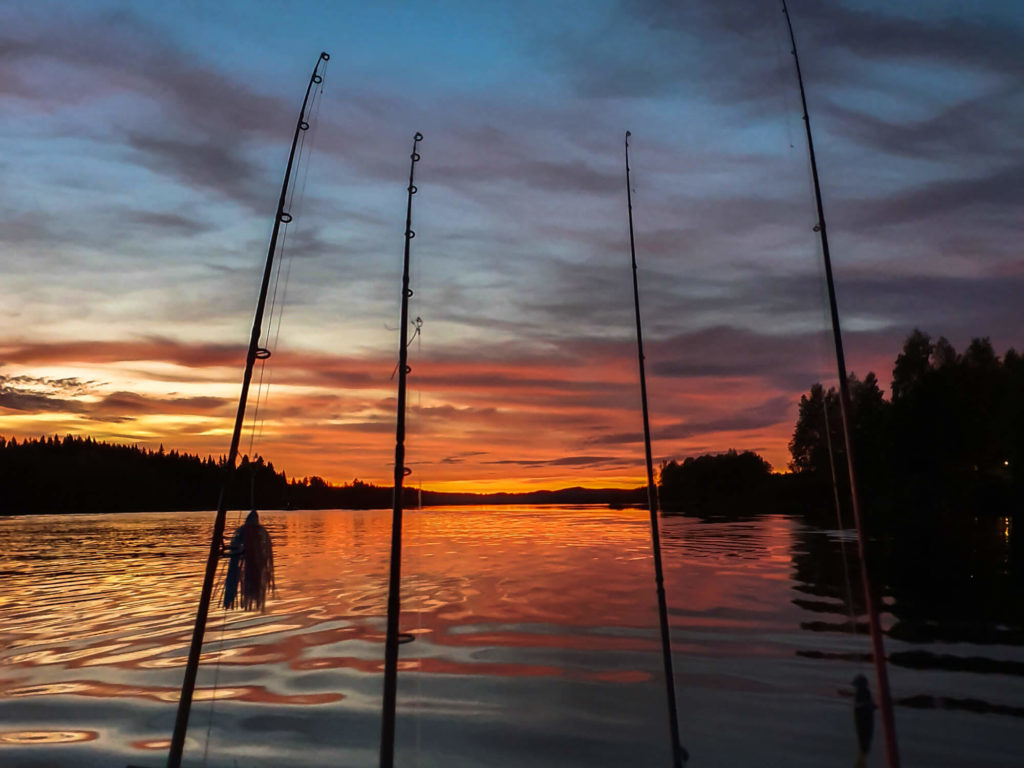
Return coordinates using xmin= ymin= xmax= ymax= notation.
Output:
xmin=2 ymin=428 xmax=1019 ymax=520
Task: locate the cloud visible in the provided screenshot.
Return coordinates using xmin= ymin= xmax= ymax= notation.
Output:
xmin=0 ymin=372 xmax=232 ymax=425
xmin=0 ymin=375 xmax=95 ymax=393
xmin=428 ymin=153 xmax=621 ymax=197
xmin=823 ymin=87 xmax=1024 ymax=163
xmin=648 ymin=326 xmax=829 ymax=380
xmin=123 ymin=210 xmax=217 ymax=236
xmin=328 ymin=103 xmax=628 ymax=201
xmin=0 ymin=337 xmax=244 ymax=368
xmin=484 ymin=455 xmax=627 ymax=468
xmin=796 ymin=1 xmax=1023 ymax=79
xmin=591 ymin=394 xmax=792 ymax=447
xmin=0 ymin=212 xmax=66 ymax=248
xmin=440 ymin=450 xmax=488 ymax=465
xmin=1 ymin=0 xmax=1021 ymax=492
xmin=0 ymin=9 xmax=289 ymax=132
xmin=755 ymin=271 xmax=1024 ymax=354
xmin=847 ymin=163 xmax=1024 ymax=229
xmin=0 ymin=389 xmax=87 ymax=414
xmin=0 ymin=9 xmax=296 ymax=211
xmin=97 ymin=391 xmax=229 ymax=416
xmin=126 ymin=134 xmax=266 ymax=210
xmin=654 ymin=395 xmax=792 ymax=441
xmin=547 ymin=0 xmax=1022 ymax=102
xmin=0 ymin=375 xmax=96 ymax=414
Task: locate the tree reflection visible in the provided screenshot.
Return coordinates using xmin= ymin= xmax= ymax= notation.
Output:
xmin=791 ymin=513 xmax=1024 ymax=648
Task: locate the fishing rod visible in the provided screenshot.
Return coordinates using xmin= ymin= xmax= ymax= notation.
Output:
xmin=624 ymin=131 xmax=688 ymax=768
xmin=165 ymin=51 xmax=330 ymax=768
xmin=379 ymin=131 xmax=423 ymax=768
xmin=779 ymin=4 xmax=901 ymax=766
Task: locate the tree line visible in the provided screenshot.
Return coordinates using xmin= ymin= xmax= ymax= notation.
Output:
xmin=660 ymin=329 xmax=1023 ymax=518
xmin=0 ymin=434 xmax=396 ymax=514
xmin=0 ymin=434 xmax=647 ymax=514
xmin=5 ymin=328 xmax=1017 ymax=517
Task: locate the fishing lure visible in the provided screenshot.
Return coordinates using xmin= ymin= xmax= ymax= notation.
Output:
xmin=853 ymin=673 xmax=876 ymax=767
xmin=223 ymin=509 xmax=275 ymax=612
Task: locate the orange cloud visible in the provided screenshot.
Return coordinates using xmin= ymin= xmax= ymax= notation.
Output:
xmin=0 ymin=332 xmax=816 ymax=492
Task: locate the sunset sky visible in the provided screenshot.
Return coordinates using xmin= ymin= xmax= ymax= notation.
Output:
xmin=1 ymin=0 xmax=1021 ymax=492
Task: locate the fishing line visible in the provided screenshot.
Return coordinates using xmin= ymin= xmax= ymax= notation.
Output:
xmin=807 ymin=243 xmax=861 ymax=637
xmin=405 ymin=315 xmax=425 ymax=768
xmin=778 ymin=0 xmax=865 ymax=656
xmin=778 ymin=4 xmax=900 ymax=763
xmin=624 ymin=130 xmax=687 ymax=768
xmin=270 ymin=69 xmax=325 ymax=353
xmin=204 ymin=58 xmax=322 ymax=759
xmin=769 ymin=6 xmax=797 ymax=150
xmin=380 ymin=130 xmax=424 ymax=768
xmin=810 ymin=223 xmax=862 ymax=641
xmin=252 ymin=70 xmax=326 ymax=453
xmin=390 ymin=319 xmax=422 ymax=380
xmin=402 ymin=194 xmax=425 ymax=768
xmin=246 ymin=70 xmax=326 ymax=466
xmin=409 ymin=297 xmax=425 ymax=768
xmin=200 ymin=590 xmax=231 ymax=768
xmin=822 ymin=397 xmax=863 ymax=637
xmin=200 ymin=529 xmax=243 ymax=766
xmin=168 ymin=52 xmax=331 ymax=768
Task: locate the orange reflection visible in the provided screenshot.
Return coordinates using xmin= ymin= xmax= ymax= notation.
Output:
xmin=1 ymin=506 xmax=800 ymax=764
xmin=0 ymin=730 xmax=98 ymax=744
xmin=130 ymin=739 xmax=171 ymax=751
xmin=4 ymin=679 xmax=343 ymax=706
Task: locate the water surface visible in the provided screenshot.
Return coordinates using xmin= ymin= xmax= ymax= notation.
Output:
xmin=1 ymin=506 xmax=1021 ymax=767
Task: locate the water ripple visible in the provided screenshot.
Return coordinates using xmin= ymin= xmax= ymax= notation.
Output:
xmin=1 ymin=507 xmax=1021 ymax=767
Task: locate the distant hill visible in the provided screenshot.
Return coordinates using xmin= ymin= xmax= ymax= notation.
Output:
xmin=422 ymin=485 xmax=646 ymax=508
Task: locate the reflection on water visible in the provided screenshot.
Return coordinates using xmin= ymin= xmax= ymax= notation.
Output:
xmin=0 ymin=730 xmax=98 ymax=744
xmin=1 ymin=506 xmax=1022 ymax=767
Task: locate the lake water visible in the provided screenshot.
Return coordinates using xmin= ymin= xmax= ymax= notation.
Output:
xmin=1 ymin=506 xmax=1021 ymax=767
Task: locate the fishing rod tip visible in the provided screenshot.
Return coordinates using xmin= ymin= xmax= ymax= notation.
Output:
xmin=414 ymin=132 xmax=424 ymax=142
xmin=320 ymin=51 xmax=330 ymax=60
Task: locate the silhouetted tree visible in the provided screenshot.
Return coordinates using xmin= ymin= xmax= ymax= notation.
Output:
xmin=892 ymin=329 xmax=933 ymax=402
xmin=790 ymin=330 xmax=1021 ymax=516
xmin=0 ymin=435 xmax=293 ymax=514
xmin=789 ymin=383 xmax=838 ymax=475
xmin=3 ymin=435 xmax=641 ymax=513
xmin=789 ymin=372 xmax=889 ymax=493
xmin=659 ymin=450 xmax=772 ymax=514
